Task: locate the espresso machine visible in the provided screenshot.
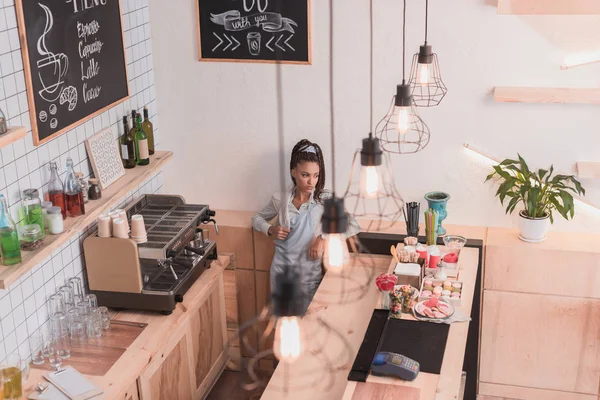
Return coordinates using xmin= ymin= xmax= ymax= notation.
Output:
xmin=83 ymin=195 xmax=219 ymax=314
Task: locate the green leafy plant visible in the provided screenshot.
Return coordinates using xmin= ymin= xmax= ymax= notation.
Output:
xmin=485 ymin=154 xmax=585 ymax=223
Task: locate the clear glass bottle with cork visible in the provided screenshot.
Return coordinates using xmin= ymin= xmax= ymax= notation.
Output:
xmin=64 ymin=157 xmax=85 ymax=217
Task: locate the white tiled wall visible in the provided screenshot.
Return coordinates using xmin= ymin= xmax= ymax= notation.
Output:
xmin=0 ymin=0 xmax=161 ymax=363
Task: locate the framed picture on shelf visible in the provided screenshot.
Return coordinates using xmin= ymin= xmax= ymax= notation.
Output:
xmin=85 ymin=129 xmax=125 ymax=190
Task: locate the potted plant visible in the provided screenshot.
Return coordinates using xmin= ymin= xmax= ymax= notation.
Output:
xmin=485 ymin=154 xmax=585 ymax=242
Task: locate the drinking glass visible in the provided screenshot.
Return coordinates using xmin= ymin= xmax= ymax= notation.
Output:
xmin=52 ymin=319 xmax=71 ymax=359
xmin=88 ymin=309 xmax=103 ymax=338
xmin=98 ymin=306 xmax=110 ymax=330
xmin=2 ymin=354 xmax=22 ymax=399
xmin=67 ymin=308 xmax=86 ymax=343
xmin=30 ymin=331 xmax=45 ymax=365
xmin=84 ymin=294 xmax=97 ymax=310
xmin=68 ymin=277 xmax=84 ymax=305
xmin=49 ymin=293 xmax=66 ymax=318
xmin=41 ymin=326 xmax=53 ymax=359
xmin=47 ymin=344 xmax=62 ymax=371
xmin=59 ymin=285 xmax=75 ymax=311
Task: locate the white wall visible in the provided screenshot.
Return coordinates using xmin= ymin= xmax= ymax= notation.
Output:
xmin=150 ymin=0 xmax=600 ymax=234
xmin=0 ymin=0 xmax=162 ymax=363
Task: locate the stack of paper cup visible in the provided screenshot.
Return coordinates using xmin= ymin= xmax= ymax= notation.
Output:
xmin=130 ymin=215 xmax=147 ymax=243
xmin=113 ymin=209 xmax=129 ymax=232
xmin=97 ymin=215 xmax=112 ymax=238
xmin=112 ymin=218 xmax=129 ymax=239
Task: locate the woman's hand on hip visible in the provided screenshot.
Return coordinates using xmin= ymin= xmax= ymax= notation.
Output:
xmin=308 ymin=236 xmax=324 ymax=260
xmin=269 ymin=225 xmax=290 ymax=240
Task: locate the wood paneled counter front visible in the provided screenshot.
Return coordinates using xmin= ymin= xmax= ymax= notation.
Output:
xmin=261 ymin=244 xmax=481 ymax=400
xmin=21 ymin=255 xmax=231 ymax=400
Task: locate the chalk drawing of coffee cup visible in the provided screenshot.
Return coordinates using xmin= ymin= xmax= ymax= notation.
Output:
xmin=247 ymin=32 xmax=261 ymax=56
xmin=36 ymin=4 xmax=69 ymax=103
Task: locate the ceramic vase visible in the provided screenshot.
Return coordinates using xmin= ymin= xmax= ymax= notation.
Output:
xmin=424 ymin=192 xmax=451 ymax=236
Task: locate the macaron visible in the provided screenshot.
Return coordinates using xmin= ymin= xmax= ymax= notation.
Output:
xmin=443 ymin=281 xmax=452 ymax=290
xmin=433 ymin=286 xmax=443 ymax=295
xmin=421 ymin=290 xmax=432 ymax=297
xmin=452 ymin=283 xmax=462 ymax=292
xmin=423 ymin=286 xmax=433 ymax=292
xmin=451 ymin=292 xmax=460 ymax=298
xmin=433 ymin=281 xmax=442 ymax=287
xmin=424 ymin=279 xmax=433 ymax=287
xmin=442 ymin=289 xmax=451 ymax=297
xmin=442 ymin=295 xmax=451 ymax=301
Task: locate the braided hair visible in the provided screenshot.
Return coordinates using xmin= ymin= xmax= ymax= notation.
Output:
xmin=290 ymin=139 xmax=326 ymax=203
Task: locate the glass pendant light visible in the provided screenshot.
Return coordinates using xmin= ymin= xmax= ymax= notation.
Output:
xmin=322 ymin=198 xmax=349 ymax=272
xmin=272 ymin=271 xmax=306 ymax=364
xmin=409 ymin=0 xmax=448 ymax=107
xmin=376 ymin=0 xmax=430 ymax=155
xmin=344 ymin=0 xmax=405 ymax=232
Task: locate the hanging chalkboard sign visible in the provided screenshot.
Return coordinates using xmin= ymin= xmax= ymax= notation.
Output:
xmin=16 ymin=0 xmax=129 ymax=146
xmin=196 ymin=0 xmax=311 ymax=64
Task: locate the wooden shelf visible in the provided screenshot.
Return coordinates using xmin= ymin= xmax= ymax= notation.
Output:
xmin=0 ymin=126 xmax=26 ymax=149
xmin=577 ymin=161 xmax=600 ymax=179
xmin=498 ymin=0 xmax=600 ymax=14
xmin=0 ymin=150 xmax=173 ymax=289
xmin=494 ymin=87 xmax=600 ymax=104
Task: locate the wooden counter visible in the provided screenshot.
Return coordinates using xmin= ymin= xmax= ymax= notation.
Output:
xmin=261 ymin=244 xmax=481 ymax=400
xmin=21 ymin=254 xmax=231 ymax=400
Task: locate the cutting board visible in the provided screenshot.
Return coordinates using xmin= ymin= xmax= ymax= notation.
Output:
xmin=33 ymin=321 xmax=147 ymax=376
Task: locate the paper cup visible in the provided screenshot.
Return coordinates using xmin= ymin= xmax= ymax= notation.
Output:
xmin=112 ymin=218 xmax=129 ymax=239
xmin=130 ymin=214 xmax=146 ymax=238
xmin=98 ymin=215 xmax=112 ymax=238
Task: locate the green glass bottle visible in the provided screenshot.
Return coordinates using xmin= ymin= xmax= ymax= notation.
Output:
xmin=0 ymin=194 xmax=21 ymax=265
xmin=134 ymin=113 xmax=150 ymax=166
xmin=121 ymin=116 xmax=136 ymax=169
xmin=142 ymin=106 xmax=154 ymax=155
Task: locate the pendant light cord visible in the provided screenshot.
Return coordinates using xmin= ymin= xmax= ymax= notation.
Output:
xmin=402 ymin=0 xmax=407 ymax=83
xmin=275 ymin=2 xmax=286 ymax=206
xmin=369 ymin=0 xmax=373 ymax=133
xmin=425 ymin=0 xmax=428 ymax=44
xmin=329 ymin=0 xmax=336 ymax=194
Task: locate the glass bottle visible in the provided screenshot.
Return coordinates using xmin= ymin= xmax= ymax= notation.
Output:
xmin=88 ymin=178 xmax=102 ymax=200
xmin=134 ymin=114 xmax=150 ymax=166
xmin=121 ymin=116 xmax=136 ymax=169
xmin=142 ymin=106 xmax=154 ymax=155
xmin=64 ymin=157 xmax=85 ymax=217
xmin=75 ymin=173 xmax=88 ymax=203
xmin=47 ymin=161 xmax=66 ymax=220
xmin=20 ymin=189 xmax=45 ymax=236
xmin=0 ymin=194 xmax=21 ymax=265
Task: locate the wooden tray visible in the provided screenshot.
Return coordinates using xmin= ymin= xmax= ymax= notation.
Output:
xmin=33 ymin=320 xmax=147 ymax=376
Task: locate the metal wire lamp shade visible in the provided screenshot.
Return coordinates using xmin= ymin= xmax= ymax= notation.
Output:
xmin=375 ymin=84 xmax=430 ymax=154
xmin=344 ymin=140 xmax=405 ymax=231
xmin=409 ymin=45 xmax=448 ymax=107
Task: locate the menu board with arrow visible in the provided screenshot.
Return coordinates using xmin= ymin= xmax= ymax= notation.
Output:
xmin=16 ymin=0 xmax=129 ymax=145
xmin=196 ymin=0 xmax=311 ymax=64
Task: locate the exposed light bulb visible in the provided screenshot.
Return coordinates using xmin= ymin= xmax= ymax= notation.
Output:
xmin=417 ymin=63 xmax=430 ymax=84
xmin=273 ymin=316 xmax=304 ymax=364
xmin=395 ymin=106 xmax=411 ymax=135
xmin=323 ymin=234 xmax=349 ymax=273
xmin=359 ymin=166 xmax=382 ymax=199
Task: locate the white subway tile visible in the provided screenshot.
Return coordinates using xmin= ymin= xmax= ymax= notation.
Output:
xmin=23 ymin=295 xmax=35 ymax=318
xmin=20 ymin=275 xmax=33 ymax=299
xmin=4 ymin=331 xmax=16 ymax=354
xmin=8 ymin=285 xmax=22 ymax=308
xmin=12 ymin=304 xmax=24 ymax=327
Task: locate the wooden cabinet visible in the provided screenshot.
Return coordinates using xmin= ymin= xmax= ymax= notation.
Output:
xmin=188 ymin=275 xmax=228 ymax=398
xmin=138 ymin=323 xmax=194 ymax=400
xmin=138 ymin=274 xmax=228 ymax=400
xmin=480 ymin=291 xmax=600 ymax=395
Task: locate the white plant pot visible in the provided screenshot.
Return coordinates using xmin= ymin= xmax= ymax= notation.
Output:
xmin=518 ymin=211 xmax=550 ymax=243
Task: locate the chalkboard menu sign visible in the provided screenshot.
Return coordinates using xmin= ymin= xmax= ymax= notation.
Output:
xmin=16 ymin=0 xmax=129 ymax=145
xmin=196 ymin=0 xmax=311 ymax=64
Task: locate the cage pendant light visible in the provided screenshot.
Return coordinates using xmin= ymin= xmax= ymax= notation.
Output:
xmin=344 ymin=0 xmax=405 ymax=232
xmin=409 ymin=0 xmax=448 ymax=107
xmin=376 ymin=0 xmax=430 ymax=155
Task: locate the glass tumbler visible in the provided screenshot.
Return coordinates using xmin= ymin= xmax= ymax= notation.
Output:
xmin=68 ymin=277 xmax=84 ymax=305
xmin=89 ymin=309 xmax=103 ymax=338
xmin=84 ymin=294 xmax=98 ymax=309
xmin=52 ymin=318 xmax=71 ymax=359
xmin=67 ymin=308 xmax=85 ymax=343
xmin=59 ymin=285 xmax=75 ymax=311
xmin=98 ymin=306 xmax=110 ymax=330
xmin=2 ymin=354 xmax=22 ymax=399
xmin=30 ymin=331 xmax=45 ymax=365
xmin=48 ymin=293 xmax=66 ymax=318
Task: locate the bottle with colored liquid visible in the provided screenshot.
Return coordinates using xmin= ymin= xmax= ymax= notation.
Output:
xmin=142 ymin=106 xmax=154 ymax=155
xmin=134 ymin=113 xmax=150 ymax=166
xmin=47 ymin=161 xmax=66 ymax=220
xmin=64 ymin=157 xmax=85 ymax=217
xmin=121 ymin=116 xmax=136 ymax=169
xmin=20 ymin=189 xmax=45 ymax=237
xmin=0 ymin=194 xmax=21 ymax=265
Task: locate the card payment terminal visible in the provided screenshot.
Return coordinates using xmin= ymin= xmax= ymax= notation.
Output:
xmin=370 ymin=352 xmax=420 ymax=381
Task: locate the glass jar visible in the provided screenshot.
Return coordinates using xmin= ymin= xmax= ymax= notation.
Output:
xmin=0 ymin=194 xmax=21 ymax=265
xmin=18 ymin=224 xmax=44 ymax=251
xmin=20 ymin=189 xmax=45 ymax=236
xmin=88 ymin=178 xmax=102 ymax=200
xmin=47 ymin=206 xmax=64 ymax=235
xmin=75 ymin=173 xmax=89 ymax=203
xmin=0 ymin=108 xmax=7 ymax=135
